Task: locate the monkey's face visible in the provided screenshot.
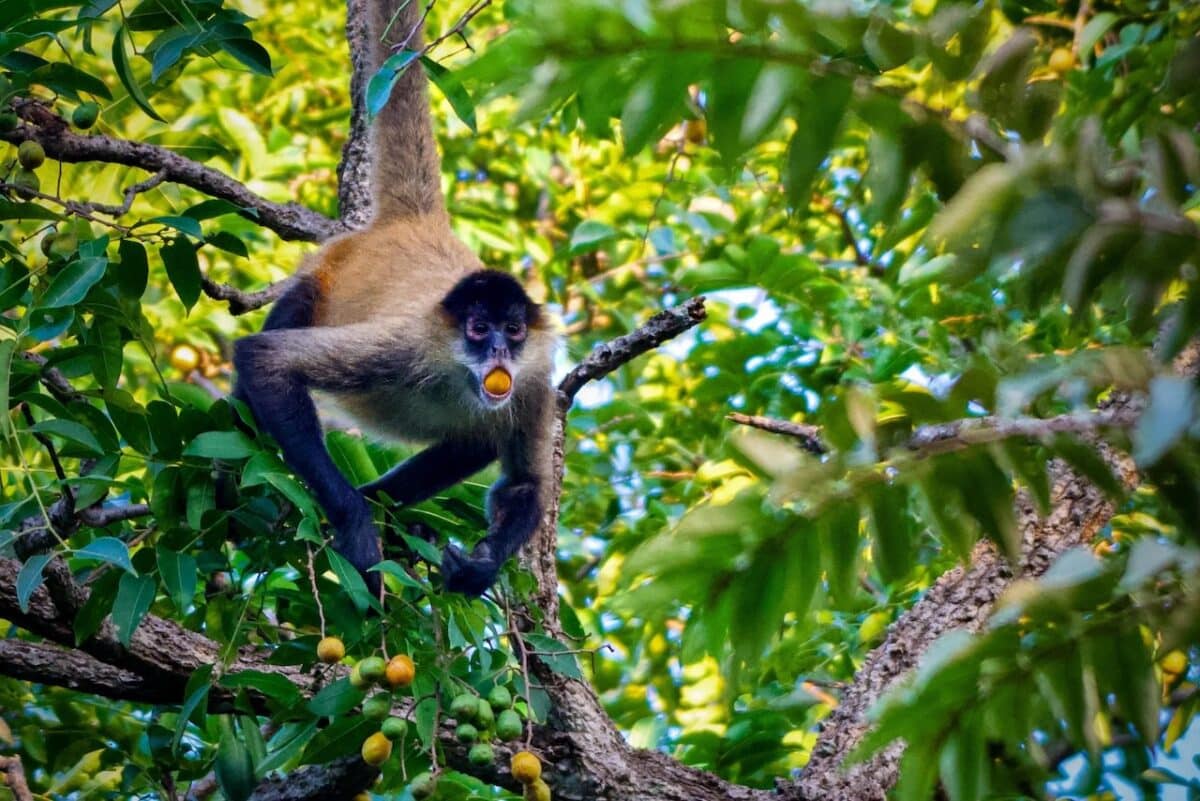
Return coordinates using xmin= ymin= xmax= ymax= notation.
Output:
xmin=441 ymin=270 xmax=541 ymax=409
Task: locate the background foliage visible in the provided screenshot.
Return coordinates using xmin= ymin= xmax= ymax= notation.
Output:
xmin=1 ymin=0 xmax=1199 ymax=798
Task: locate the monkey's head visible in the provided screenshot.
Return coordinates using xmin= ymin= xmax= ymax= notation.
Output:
xmin=441 ymin=270 xmax=543 ymax=409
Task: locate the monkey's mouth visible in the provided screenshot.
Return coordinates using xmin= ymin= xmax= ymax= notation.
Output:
xmin=481 ymin=367 xmax=513 ymax=403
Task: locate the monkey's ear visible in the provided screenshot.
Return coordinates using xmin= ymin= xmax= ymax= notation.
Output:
xmin=526 ymin=300 xmax=545 ymax=329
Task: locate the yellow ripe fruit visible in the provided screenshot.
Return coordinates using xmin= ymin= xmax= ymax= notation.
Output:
xmin=484 ymin=368 xmax=512 ymax=396
xmin=360 ymin=731 xmax=392 ymax=766
xmin=386 ymin=654 xmax=415 ymax=688
xmin=1049 ymin=47 xmax=1075 ymax=74
xmin=353 ymin=794 xmax=371 ymax=801
xmin=524 ymin=778 xmax=551 ymax=801
xmin=316 ymin=636 xmax=345 ymax=664
xmin=511 ymin=751 xmax=541 ymax=784
xmin=170 ymin=344 xmax=200 ymax=372
xmin=1161 ymin=650 xmax=1187 ymax=676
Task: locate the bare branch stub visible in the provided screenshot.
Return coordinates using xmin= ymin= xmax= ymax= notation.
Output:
xmin=201 ymin=276 xmax=292 ymax=315
xmin=556 ymin=296 xmax=707 ymax=408
xmin=727 ymin=412 xmax=826 ymax=456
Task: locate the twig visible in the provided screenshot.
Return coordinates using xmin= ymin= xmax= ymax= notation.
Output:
xmin=726 ymin=412 xmax=826 ymax=456
xmin=201 ymin=276 xmax=291 ymax=315
xmin=394 ymin=0 xmax=493 ymax=58
xmin=1 ymin=120 xmax=339 ymax=242
xmin=22 ymin=404 xmax=68 ymax=482
xmin=557 ymin=297 xmax=707 ymax=407
xmin=21 ymin=352 xmax=80 ymax=402
xmin=74 ymin=169 xmax=170 ymax=218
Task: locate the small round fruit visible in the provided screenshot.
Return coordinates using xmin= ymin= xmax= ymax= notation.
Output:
xmin=468 ymin=742 xmax=494 ymax=767
xmin=381 ymin=716 xmax=408 ymax=740
xmin=450 ymin=692 xmax=477 ymax=721
xmin=40 ymin=232 xmax=56 ymax=257
xmin=409 ymin=772 xmax=436 ymax=800
xmin=358 ymin=656 xmax=387 ymax=683
xmin=72 ymin=101 xmax=100 ymax=129
xmin=511 ymin=751 xmax=541 ymax=784
xmin=10 ymin=167 xmax=38 ymax=196
xmin=385 ymin=654 xmax=415 ymax=688
xmin=487 ymin=685 xmax=513 ymax=710
xmin=1161 ymin=650 xmax=1187 ymax=675
xmin=169 ymin=344 xmax=200 ymax=372
xmin=352 ymin=794 xmax=370 ymax=801
xmin=483 ymin=368 xmax=512 ymax=396
xmin=496 ymin=709 xmax=523 ymax=741
xmin=349 ymin=662 xmax=369 ymax=690
xmin=524 ymin=778 xmax=551 ymax=801
xmin=316 ymin=636 xmax=345 ymax=664
xmin=17 ymin=140 xmax=44 ymax=169
xmin=0 ymin=111 xmax=18 ymax=132
xmin=363 ymin=693 xmax=392 ymax=721
xmin=475 ymin=698 xmax=494 ymax=728
xmin=455 ymin=722 xmax=479 ymax=743
xmin=360 ymin=731 xmax=392 ymax=765
xmin=1049 ymin=47 xmax=1074 ymax=74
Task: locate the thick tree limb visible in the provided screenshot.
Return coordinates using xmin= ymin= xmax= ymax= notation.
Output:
xmin=0 ymin=755 xmax=34 ymax=801
xmin=0 ymin=638 xmax=167 ymax=703
xmin=0 ymin=122 xmax=339 ymax=242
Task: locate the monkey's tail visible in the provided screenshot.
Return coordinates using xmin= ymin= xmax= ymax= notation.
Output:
xmin=363 ymin=0 xmax=445 ymax=221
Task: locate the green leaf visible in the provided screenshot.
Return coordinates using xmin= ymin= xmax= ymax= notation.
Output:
xmin=784 ymin=75 xmax=852 ymax=209
xmin=523 ymin=633 xmax=583 ymax=680
xmin=258 ymin=721 xmax=317 ymax=775
xmin=620 ymin=61 xmax=691 ymax=155
xmin=172 ymin=664 xmax=213 ymax=754
xmin=30 ymin=419 xmax=104 ymax=456
xmin=150 ymin=215 xmax=204 ymax=240
xmin=183 ymin=430 xmax=256 ymax=460
xmin=221 ymin=671 xmax=302 ymax=708
xmin=1079 ymin=12 xmax=1119 ymax=57
xmin=421 ymin=56 xmax=476 ymax=132
xmin=401 ymin=533 xmax=442 ymax=566
xmin=307 ymin=677 xmax=363 ymax=717
xmin=40 ymin=256 xmax=107 ymax=308
xmin=112 ymin=25 xmax=165 ymax=122
xmin=112 ymin=573 xmax=156 ymax=646
xmin=819 ymin=503 xmax=860 ymax=607
xmin=161 ymin=237 xmax=201 ymax=311
xmin=0 ymin=338 xmax=14 ymax=438
xmin=568 ymin=220 xmax=616 ymax=255
xmin=74 ymin=537 xmax=134 ymax=573
xmin=867 ymin=483 xmax=914 ymax=584
xmin=1133 ymin=375 xmax=1196 ymax=466
xmin=215 ymin=716 xmax=256 ymax=801
xmin=17 ymin=553 xmax=52 ymax=613
xmin=156 ymin=546 xmax=196 ymax=612
xmin=301 ymin=715 xmax=374 ymax=764
xmin=220 ymin=37 xmax=272 ymax=76
xmin=116 ymin=239 xmax=149 ymax=299
xmin=326 ymin=550 xmax=373 ymax=613
xmin=366 ymin=50 xmax=420 ymax=119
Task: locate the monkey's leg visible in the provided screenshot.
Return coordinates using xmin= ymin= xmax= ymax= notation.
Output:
xmin=234 ymin=323 xmax=398 ymax=593
xmin=361 ymin=439 xmax=497 ymax=505
xmin=442 ymin=474 xmax=542 ymax=597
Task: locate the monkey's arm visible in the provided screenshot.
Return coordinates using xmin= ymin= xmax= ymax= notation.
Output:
xmin=441 ymin=398 xmax=553 ymax=597
xmin=234 ymin=321 xmax=405 ymax=592
xmin=361 ymin=440 xmax=497 ymax=505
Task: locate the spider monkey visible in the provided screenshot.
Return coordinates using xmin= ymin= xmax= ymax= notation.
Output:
xmin=233 ymin=0 xmax=557 ymax=597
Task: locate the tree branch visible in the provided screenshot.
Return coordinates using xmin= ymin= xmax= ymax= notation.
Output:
xmin=1 ymin=120 xmax=339 ymax=243
xmin=727 ymin=412 xmax=826 ymax=455
xmin=0 ymin=755 xmax=34 ymax=801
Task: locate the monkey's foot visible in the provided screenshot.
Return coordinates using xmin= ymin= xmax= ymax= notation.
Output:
xmin=441 ymin=543 xmax=499 ymax=597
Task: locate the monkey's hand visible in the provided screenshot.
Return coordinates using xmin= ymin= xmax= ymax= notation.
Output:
xmin=441 ymin=542 xmax=499 ymax=597
xmin=332 ymin=507 xmax=383 ymax=596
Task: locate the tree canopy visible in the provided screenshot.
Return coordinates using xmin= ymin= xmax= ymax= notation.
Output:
xmin=1 ymin=1 xmax=1198 ymax=800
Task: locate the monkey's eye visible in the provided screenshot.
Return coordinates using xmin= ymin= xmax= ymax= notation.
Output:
xmin=467 ymin=320 xmax=490 ymax=341
xmin=505 ymin=322 xmax=527 ymax=341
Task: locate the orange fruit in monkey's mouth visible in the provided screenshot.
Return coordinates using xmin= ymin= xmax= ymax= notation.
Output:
xmin=484 ymin=368 xmax=513 ymax=397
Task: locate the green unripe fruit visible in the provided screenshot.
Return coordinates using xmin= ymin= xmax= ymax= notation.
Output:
xmin=363 ymin=693 xmax=392 ymax=721
xmin=450 ymin=692 xmax=477 ymax=721
xmin=487 ymin=685 xmax=513 ymax=709
xmin=381 ymin=716 xmax=408 ymax=740
xmin=496 ymin=709 xmax=522 ymax=741
xmin=40 ymin=232 xmax=56 ymax=257
xmin=10 ymin=167 xmax=38 ymax=196
xmin=72 ymin=102 xmax=100 ymax=129
xmin=476 ymin=698 xmax=494 ymax=728
xmin=17 ymin=140 xmax=44 ymax=169
xmin=358 ymin=656 xmax=387 ymax=683
xmin=468 ymin=743 xmax=494 ymax=767
xmin=349 ymin=663 xmax=369 ymax=690
xmin=409 ymin=772 xmax=436 ymax=800
xmin=0 ymin=112 xmax=17 ymax=133
xmin=49 ymin=231 xmax=76 ymax=259
xmin=455 ymin=722 xmax=479 ymax=743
